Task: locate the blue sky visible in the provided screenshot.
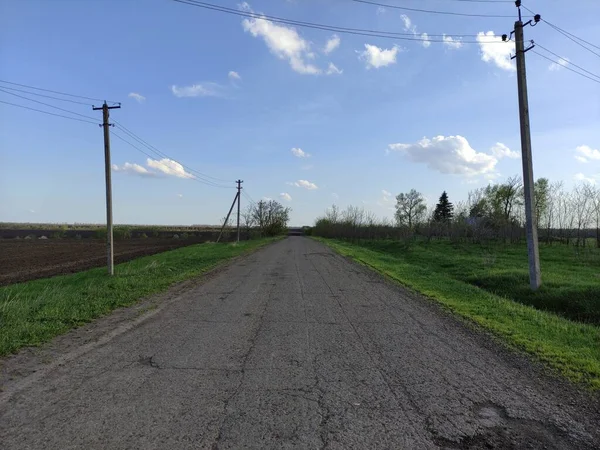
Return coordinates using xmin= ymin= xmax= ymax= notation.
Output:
xmin=1 ymin=0 xmax=599 ymax=226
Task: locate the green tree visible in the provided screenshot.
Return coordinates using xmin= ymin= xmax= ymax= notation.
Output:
xmin=534 ymin=177 xmax=550 ymax=228
xmin=395 ymin=189 xmax=427 ymax=229
xmin=251 ymin=200 xmax=291 ymax=236
xmin=433 ymin=191 xmax=454 ymax=224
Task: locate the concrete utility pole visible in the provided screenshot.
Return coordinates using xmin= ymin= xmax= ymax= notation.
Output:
xmin=217 ymin=191 xmax=239 ymax=243
xmin=93 ymin=101 xmax=121 ymax=276
xmin=236 ymin=180 xmax=243 ymax=242
xmin=506 ymin=1 xmax=542 ymax=290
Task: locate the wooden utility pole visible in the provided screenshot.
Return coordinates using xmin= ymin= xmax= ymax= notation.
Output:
xmin=506 ymin=2 xmax=542 ymax=290
xmin=236 ymin=180 xmax=243 ymax=242
xmin=93 ymin=101 xmax=121 ymax=275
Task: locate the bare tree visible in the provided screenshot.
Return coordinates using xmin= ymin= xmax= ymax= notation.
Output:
xmin=573 ymin=184 xmax=593 ymax=246
xmin=395 ymin=189 xmax=427 ymax=229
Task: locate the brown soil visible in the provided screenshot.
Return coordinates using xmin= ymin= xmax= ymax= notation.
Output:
xmin=0 ymin=238 xmax=208 ymax=286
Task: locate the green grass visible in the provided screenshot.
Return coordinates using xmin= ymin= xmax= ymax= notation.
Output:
xmin=0 ymin=239 xmax=276 ymax=356
xmin=316 ymin=238 xmax=600 ymax=389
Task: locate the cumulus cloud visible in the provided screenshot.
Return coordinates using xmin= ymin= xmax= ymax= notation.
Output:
xmin=291 ymin=147 xmax=310 ymax=158
xmin=178 ymin=193 xmax=184 ymax=198
xmin=359 ymin=44 xmax=400 ymax=69
xmin=171 ymin=83 xmax=223 ymax=98
xmin=128 ymin=92 xmax=145 ymax=103
xmin=228 ymin=71 xmax=241 ymax=80
xmin=477 ymin=31 xmax=515 ymax=71
xmin=147 ymin=158 xmax=194 ymax=179
xmin=280 ymin=192 xmax=292 ymax=202
xmin=376 ymin=6 xmax=386 ymax=15
xmin=326 ymin=62 xmax=343 ymax=75
xmin=491 ymin=143 xmax=519 ymax=159
xmin=574 ymin=173 xmax=597 ymax=185
xmin=400 ymin=14 xmax=430 ymax=49
xmin=377 ymin=189 xmax=395 ymax=209
xmin=324 ymin=34 xmax=340 ymax=54
xmin=241 ymin=3 xmax=321 ymax=75
xmin=575 ymin=145 xmax=600 ymax=163
xmin=293 ymin=179 xmax=318 ymax=190
xmin=388 ymin=135 xmax=500 ymax=177
xmin=113 ymin=158 xmax=194 ymax=179
xmin=112 ymin=162 xmax=157 ymax=177
xmin=443 ymin=34 xmax=463 ymax=49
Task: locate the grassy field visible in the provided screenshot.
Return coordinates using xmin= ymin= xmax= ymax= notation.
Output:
xmin=316 ymin=238 xmax=600 ymax=389
xmin=0 ymin=239 xmax=276 ymax=356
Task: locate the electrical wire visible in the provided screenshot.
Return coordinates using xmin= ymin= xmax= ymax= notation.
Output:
xmin=349 ymin=0 xmax=514 ymax=17
xmin=242 ymin=190 xmax=257 ymax=205
xmin=0 ymin=86 xmax=93 ymax=105
xmin=534 ymin=43 xmax=600 ymax=80
xmin=0 ymin=79 xmax=119 ymax=105
xmin=110 ymin=130 xmax=235 ymax=189
xmin=521 ymin=5 xmax=600 ymax=58
xmin=172 ymin=0 xmax=512 ymax=44
xmin=0 ymin=99 xmax=98 ymax=124
xmin=112 ymin=121 xmax=234 ymax=185
xmin=531 ymin=51 xmax=600 ymax=85
xmin=0 ymin=88 xmax=99 ymax=121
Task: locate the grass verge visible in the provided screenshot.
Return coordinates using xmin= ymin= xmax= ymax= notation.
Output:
xmin=315 ymin=238 xmax=600 ymax=390
xmin=0 ymin=239 xmax=277 ymax=356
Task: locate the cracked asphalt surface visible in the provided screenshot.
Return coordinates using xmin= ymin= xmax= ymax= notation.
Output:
xmin=1 ymin=237 xmax=599 ymax=449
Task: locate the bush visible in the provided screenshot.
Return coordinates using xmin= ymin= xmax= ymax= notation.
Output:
xmin=113 ymin=227 xmax=132 ymax=240
xmin=95 ymin=228 xmax=107 ymax=240
xmin=140 ymin=233 xmax=148 ymax=239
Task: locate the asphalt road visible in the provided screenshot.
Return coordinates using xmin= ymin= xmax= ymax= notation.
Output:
xmin=1 ymin=237 xmax=599 ymax=449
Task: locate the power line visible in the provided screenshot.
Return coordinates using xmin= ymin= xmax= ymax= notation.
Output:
xmin=531 ymin=51 xmax=600 ymax=85
xmin=0 ymin=86 xmax=93 ymax=105
xmin=350 ymin=0 xmax=514 ymax=17
xmin=172 ymin=0 xmax=511 ymax=43
xmin=534 ymin=43 xmax=600 ymax=80
xmin=520 ymin=5 xmax=600 ymax=57
xmin=112 ymin=121 xmax=233 ymax=185
xmin=0 ymin=79 xmax=119 ymax=104
xmin=0 ymin=88 xmax=99 ymax=121
xmin=110 ymin=131 xmax=235 ymax=189
xmin=0 ymin=100 xmax=98 ymax=124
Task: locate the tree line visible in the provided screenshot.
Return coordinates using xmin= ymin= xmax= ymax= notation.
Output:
xmin=312 ymin=177 xmax=600 ymax=247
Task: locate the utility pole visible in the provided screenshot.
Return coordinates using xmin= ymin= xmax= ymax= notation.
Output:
xmin=504 ymin=1 xmax=542 ymax=290
xmin=93 ymin=101 xmax=121 ymax=276
xmin=236 ymin=180 xmax=243 ymax=242
xmin=217 ymin=190 xmax=240 ymax=243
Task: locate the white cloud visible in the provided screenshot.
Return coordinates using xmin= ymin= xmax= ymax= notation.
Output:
xmin=401 ymin=15 xmax=415 ymax=33
xmin=421 ymin=33 xmax=431 ymax=48
xmin=332 ymin=193 xmax=339 ymax=199
xmin=228 ymin=71 xmax=241 ymax=80
xmin=147 ymin=158 xmax=194 ymax=179
xmin=376 ymin=6 xmax=386 ymax=15
xmin=178 ymin=193 xmax=183 ymax=198
xmin=171 ymin=83 xmax=223 ymax=98
xmin=128 ymin=92 xmax=145 ymax=103
xmin=326 ymin=62 xmax=343 ymax=75
xmin=491 ymin=143 xmax=519 ymax=159
xmin=443 ymin=34 xmax=463 ymax=49
xmin=574 ymin=145 xmax=600 ymax=163
xmin=324 ymin=35 xmax=340 ymax=54
xmin=262 ymin=196 xmax=273 ymax=201
xmin=359 ymin=44 xmax=400 ymax=69
xmin=377 ymin=189 xmax=395 ymax=209
xmin=280 ymin=192 xmax=292 ymax=202
xmin=477 ymin=31 xmax=515 ymax=71
xmin=112 ymin=162 xmax=157 ymax=177
xmin=294 ymin=179 xmax=318 ymax=190
xmin=241 ymin=4 xmax=321 ymax=75
xmin=549 ymin=57 xmax=569 ymax=71
xmin=29 ymin=209 xmax=35 ymax=213
xmin=388 ymin=135 xmax=500 ymax=177
xmin=574 ymin=173 xmax=597 ymax=185
xmin=291 ymin=147 xmax=310 ymax=158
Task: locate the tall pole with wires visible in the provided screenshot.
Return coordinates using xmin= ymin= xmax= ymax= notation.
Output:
xmin=93 ymin=101 xmax=121 ymax=276
xmin=236 ymin=180 xmax=243 ymax=242
xmin=505 ymin=1 xmax=541 ymax=290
